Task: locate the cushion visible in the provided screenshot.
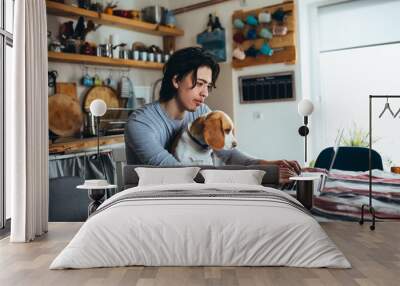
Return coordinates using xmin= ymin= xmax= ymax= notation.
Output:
xmin=135 ymin=167 xmax=201 ymax=186
xmin=200 ymin=169 xmax=266 ymax=185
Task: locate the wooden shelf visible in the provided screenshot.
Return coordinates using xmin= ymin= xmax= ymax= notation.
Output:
xmin=49 ymin=134 xmax=125 ymax=154
xmin=48 ymin=51 xmax=164 ymax=70
xmin=46 ymin=0 xmax=184 ymax=37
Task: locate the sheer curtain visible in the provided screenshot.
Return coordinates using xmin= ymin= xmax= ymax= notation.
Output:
xmin=7 ymin=0 xmax=48 ymax=242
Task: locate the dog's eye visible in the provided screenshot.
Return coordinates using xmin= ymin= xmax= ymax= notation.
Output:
xmin=224 ymin=128 xmax=231 ymax=133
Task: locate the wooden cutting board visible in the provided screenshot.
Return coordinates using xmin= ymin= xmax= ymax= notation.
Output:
xmin=49 ymin=82 xmax=83 ymax=137
xmin=56 ymin=82 xmax=78 ymax=101
xmin=83 ymin=86 xmax=121 ymax=112
xmin=48 ymin=93 xmax=83 ymax=137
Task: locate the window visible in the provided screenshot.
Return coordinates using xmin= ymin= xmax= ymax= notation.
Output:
xmin=1 ymin=0 xmax=14 ymax=231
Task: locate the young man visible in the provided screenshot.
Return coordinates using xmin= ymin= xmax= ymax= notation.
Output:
xmin=125 ymin=47 xmax=300 ymax=184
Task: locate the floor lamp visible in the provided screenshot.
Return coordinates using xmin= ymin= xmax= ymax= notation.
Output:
xmin=89 ymin=99 xmax=107 ymax=160
xmin=298 ymin=99 xmax=314 ymax=163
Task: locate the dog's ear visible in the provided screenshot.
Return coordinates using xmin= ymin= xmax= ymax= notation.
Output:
xmin=189 ymin=116 xmax=206 ymax=137
xmin=203 ymin=118 xmax=225 ymax=150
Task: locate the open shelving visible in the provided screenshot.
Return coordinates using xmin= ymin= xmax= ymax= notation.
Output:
xmin=48 ymin=51 xmax=164 ymax=70
xmin=46 ymin=1 xmax=184 ymax=37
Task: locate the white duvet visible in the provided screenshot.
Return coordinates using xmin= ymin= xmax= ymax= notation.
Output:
xmin=50 ymin=183 xmax=351 ymax=269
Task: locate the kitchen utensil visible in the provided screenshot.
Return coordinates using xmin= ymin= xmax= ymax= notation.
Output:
xmin=49 ymin=95 xmax=83 ymax=137
xmin=48 ymin=71 xmax=58 ymax=88
xmin=78 ymin=0 xmax=90 ymax=9
xmin=119 ymin=76 xmax=136 ymax=109
xmin=164 ymin=10 xmax=176 ymax=28
xmin=272 ymin=25 xmax=288 ymax=36
xmin=56 ymin=82 xmax=78 ymax=100
xmin=233 ymin=18 xmax=245 ymax=29
xmin=142 ymin=5 xmax=166 ymax=24
xmin=132 ymin=42 xmax=146 ymax=52
xmin=82 ymin=72 xmax=94 ymax=87
xmin=246 ymin=15 xmax=258 ymax=26
xmin=104 ymin=73 xmax=117 ymax=90
xmin=119 ymin=48 xmax=130 ymax=59
xmin=260 ymin=43 xmax=274 ymax=56
xmin=233 ymin=47 xmax=246 ymax=60
xmin=258 ymin=12 xmax=271 ymax=23
xmin=113 ymin=10 xmax=133 ymax=18
xmin=148 ymin=52 xmax=155 ymax=62
xmin=48 ymin=82 xmax=83 ymax=137
xmin=83 ymin=86 xmax=121 ymax=112
xmin=96 ymin=46 xmax=103 ymax=57
xmin=93 ymin=74 xmax=102 ymax=86
xmin=259 ymin=27 xmax=273 ymax=39
xmin=140 ymin=51 xmax=148 ymax=61
xmin=133 ymin=50 xmax=140 ymax=60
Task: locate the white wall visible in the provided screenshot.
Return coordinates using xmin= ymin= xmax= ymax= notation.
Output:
xmin=174 ymin=0 xmax=304 ymax=163
xmin=47 ymin=0 xmax=165 ymax=103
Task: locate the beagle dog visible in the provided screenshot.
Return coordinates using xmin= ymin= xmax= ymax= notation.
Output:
xmin=172 ymin=111 xmax=238 ymax=165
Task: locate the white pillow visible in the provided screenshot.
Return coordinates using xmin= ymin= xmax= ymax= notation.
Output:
xmin=135 ymin=167 xmax=201 ymax=186
xmin=200 ymin=169 xmax=266 ymax=185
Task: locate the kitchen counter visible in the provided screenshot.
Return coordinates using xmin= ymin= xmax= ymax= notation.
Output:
xmin=49 ymin=134 xmax=125 ymax=154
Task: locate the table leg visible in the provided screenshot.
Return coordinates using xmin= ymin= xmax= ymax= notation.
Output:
xmin=88 ymin=189 xmax=105 ymax=216
xmin=297 ymin=180 xmax=314 ymax=210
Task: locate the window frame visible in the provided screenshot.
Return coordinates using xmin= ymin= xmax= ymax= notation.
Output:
xmin=1 ymin=0 xmax=14 ymax=231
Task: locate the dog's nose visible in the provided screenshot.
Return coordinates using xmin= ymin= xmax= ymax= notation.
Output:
xmin=232 ymin=141 xmax=238 ymax=148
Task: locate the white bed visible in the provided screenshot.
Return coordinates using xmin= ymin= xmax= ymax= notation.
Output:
xmin=50 ymin=183 xmax=351 ymax=269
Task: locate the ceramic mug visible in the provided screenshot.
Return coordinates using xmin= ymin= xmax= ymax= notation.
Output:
xmin=82 ymin=73 xmax=93 ymax=87
xmin=258 ymin=12 xmax=271 ymax=23
xmin=140 ymin=51 xmax=148 ymax=61
xmin=148 ymin=52 xmax=155 ymax=62
xmin=246 ymin=15 xmax=258 ymax=26
xmin=233 ymin=18 xmax=245 ymax=29
xmin=133 ymin=50 xmax=140 ymax=60
xmin=93 ymin=74 xmax=102 ymax=86
xmin=259 ymin=28 xmax=273 ymax=39
xmin=260 ymin=43 xmax=274 ymax=56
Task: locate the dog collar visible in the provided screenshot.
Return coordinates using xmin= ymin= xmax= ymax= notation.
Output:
xmin=187 ymin=128 xmax=209 ymax=149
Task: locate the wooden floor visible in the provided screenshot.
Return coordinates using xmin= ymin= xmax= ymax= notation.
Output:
xmin=0 ymin=222 xmax=399 ymax=286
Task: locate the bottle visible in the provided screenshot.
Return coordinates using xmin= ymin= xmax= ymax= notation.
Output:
xmin=212 ymin=16 xmax=224 ymax=31
xmin=206 ymin=14 xmax=214 ymax=33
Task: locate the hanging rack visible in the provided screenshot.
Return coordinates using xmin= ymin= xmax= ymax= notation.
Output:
xmin=80 ymin=64 xmax=131 ymax=74
xmin=359 ymin=95 xmax=400 ymax=230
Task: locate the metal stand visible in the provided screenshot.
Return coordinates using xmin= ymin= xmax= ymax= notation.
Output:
xmin=88 ymin=189 xmax=106 ymax=216
xmin=359 ymin=95 xmax=400 ymax=230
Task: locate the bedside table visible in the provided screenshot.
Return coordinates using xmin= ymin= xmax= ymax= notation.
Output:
xmin=77 ymin=183 xmax=117 ymax=216
xmin=289 ymin=176 xmax=319 ymax=210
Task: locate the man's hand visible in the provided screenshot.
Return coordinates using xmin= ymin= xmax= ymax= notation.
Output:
xmin=258 ymin=159 xmax=301 ymax=189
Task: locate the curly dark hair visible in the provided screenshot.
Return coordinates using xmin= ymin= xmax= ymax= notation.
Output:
xmin=159 ymin=47 xmax=220 ymax=102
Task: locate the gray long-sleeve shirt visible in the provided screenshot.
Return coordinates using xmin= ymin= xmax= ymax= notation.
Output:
xmin=125 ymin=101 xmax=259 ymax=166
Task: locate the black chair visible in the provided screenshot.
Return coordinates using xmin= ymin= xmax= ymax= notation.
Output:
xmin=49 ymin=176 xmax=89 ymax=222
xmin=314 ymin=146 xmax=383 ymax=172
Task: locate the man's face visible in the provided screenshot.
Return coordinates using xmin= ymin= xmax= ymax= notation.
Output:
xmin=173 ymin=66 xmax=213 ymax=112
